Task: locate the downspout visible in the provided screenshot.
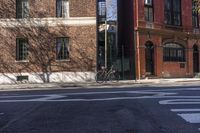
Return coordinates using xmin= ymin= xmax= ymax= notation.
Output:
xmin=135 ymin=0 xmax=141 ymax=80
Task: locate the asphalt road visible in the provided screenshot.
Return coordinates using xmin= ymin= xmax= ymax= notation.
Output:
xmin=0 ymin=86 xmax=200 ymax=133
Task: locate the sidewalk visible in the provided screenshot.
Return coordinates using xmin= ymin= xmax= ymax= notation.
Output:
xmin=0 ymin=78 xmax=200 ymax=91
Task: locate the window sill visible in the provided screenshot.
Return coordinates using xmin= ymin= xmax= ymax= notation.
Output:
xmin=15 ymin=60 xmax=29 ymax=63
xmin=56 ymin=59 xmax=70 ymax=62
xmin=164 ymin=24 xmax=183 ymax=31
xmin=163 ymin=61 xmax=186 ymax=63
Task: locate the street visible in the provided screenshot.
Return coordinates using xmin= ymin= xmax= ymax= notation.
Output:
xmin=0 ymin=86 xmax=200 ymax=133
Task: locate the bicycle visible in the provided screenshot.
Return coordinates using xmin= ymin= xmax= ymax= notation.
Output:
xmin=95 ymin=65 xmax=120 ymax=83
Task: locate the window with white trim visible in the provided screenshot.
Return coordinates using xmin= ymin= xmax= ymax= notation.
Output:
xmin=56 ymin=37 xmax=69 ymax=60
xmin=16 ymin=38 xmax=29 ymax=61
xmin=16 ymin=0 xmax=29 ymax=18
xmin=56 ymin=0 xmax=69 ymax=18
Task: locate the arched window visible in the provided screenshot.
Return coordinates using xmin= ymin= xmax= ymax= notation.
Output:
xmin=163 ymin=43 xmax=185 ymax=62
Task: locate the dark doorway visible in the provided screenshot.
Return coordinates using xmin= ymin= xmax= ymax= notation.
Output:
xmin=193 ymin=45 xmax=199 ymax=73
xmin=145 ymin=42 xmax=154 ymax=75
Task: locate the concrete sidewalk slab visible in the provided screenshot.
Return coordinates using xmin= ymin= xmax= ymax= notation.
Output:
xmin=0 ymin=78 xmax=199 ymax=91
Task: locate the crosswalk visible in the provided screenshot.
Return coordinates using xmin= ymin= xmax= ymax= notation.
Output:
xmin=159 ymin=99 xmax=200 ymax=131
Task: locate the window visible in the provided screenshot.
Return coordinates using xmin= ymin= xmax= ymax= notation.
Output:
xmin=16 ymin=38 xmax=29 ymax=61
xmin=16 ymin=0 xmax=29 ymax=18
xmin=192 ymin=0 xmax=199 ymax=28
xmin=164 ymin=0 xmax=181 ymax=26
xmin=56 ymin=0 xmax=69 ymax=18
xmin=98 ymin=1 xmax=106 ymax=22
xmin=163 ymin=43 xmax=185 ymax=62
xmin=56 ymin=37 xmax=69 ymax=60
xmin=144 ymin=0 xmax=153 ymax=22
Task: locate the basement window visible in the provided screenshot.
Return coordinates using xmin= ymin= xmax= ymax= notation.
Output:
xmin=17 ymin=76 xmax=29 ymax=82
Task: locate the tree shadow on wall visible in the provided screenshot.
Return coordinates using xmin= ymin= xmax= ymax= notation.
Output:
xmin=0 ymin=0 xmax=96 ymax=83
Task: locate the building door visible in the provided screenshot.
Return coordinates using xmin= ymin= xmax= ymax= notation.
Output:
xmin=193 ymin=45 xmax=199 ymax=73
xmin=145 ymin=42 xmax=154 ymax=75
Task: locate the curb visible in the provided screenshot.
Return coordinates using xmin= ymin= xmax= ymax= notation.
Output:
xmin=0 ymin=79 xmax=200 ymax=92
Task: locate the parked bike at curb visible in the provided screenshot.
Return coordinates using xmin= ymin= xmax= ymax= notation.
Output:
xmin=95 ymin=65 xmax=120 ymax=83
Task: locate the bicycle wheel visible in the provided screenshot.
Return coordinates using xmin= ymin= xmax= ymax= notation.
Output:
xmin=95 ymin=71 xmax=105 ymax=83
xmin=109 ymin=72 xmax=120 ymax=83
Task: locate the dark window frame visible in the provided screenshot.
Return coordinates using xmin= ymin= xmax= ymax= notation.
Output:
xmin=56 ymin=0 xmax=69 ymax=18
xmin=16 ymin=0 xmax=29 ymax=19
xmin=192 ymin=0 xmax=199 ymax=28
xmin=56 ymin=37 xmax=70 ymax=60
xmin=16 ymin=38 xmax=29 ymax=61
xmin=144 ymin=0 xmax=154 ymax=22
xmin=164 ymin=0 xmax=182 ymax=26
xmin=163 ymin=43 xmax=185 ymax=62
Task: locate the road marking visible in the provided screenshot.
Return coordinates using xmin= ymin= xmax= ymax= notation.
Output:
xmin=0 ymin=91 xmax=200 ymax=102
xmin=60 ymin=90 xmax=177 ymax=96
xmin=159 ymin=99 xmax=200 ymax=105
xmin=0 ymin=113 xmax=4 ymax=115
xmin=0 ymin=88 xmax=199 ymax=103
xmin=147 ymin=88 xmax=200 ymax=92
xmin=171 ymin=109 xmax=200 ymax=112
xmin=177 ymin=113 xmax=200 ymax=124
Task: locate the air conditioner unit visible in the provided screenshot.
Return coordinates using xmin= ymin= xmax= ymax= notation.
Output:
xmin=145 ymin=0 xmax=152 ymax=5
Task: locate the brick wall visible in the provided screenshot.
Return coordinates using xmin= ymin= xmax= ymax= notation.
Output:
xmin=0 ymin=0 xmax=96 ymax=18
xmin=0 ymin=0 xmax=97 ymax=75
xmin=0 ymin=26 xmax=97 ymax=73
xmin=70 ymin=0 xmax=96 ymax=17
xmin=134 ymin=0 xmax=200 ymax=78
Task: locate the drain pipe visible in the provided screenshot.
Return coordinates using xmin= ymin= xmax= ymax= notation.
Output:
xmin=135 ymin=0 xmax=140 ymax=80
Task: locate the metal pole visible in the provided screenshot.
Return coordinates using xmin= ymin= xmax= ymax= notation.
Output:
xmin=122 ymin=45 xmax=125 ymax=79
xmin=135 ymin=0 xmax=140 ymax=80
xmin=105 ymin=18 xmax=108 ymax=68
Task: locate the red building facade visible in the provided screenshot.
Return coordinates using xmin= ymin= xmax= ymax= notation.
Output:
xmin=134 ymin=0 xmax=200 ymax=78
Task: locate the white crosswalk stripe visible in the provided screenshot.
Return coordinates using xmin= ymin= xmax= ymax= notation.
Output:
xmin=171 ymin=109 xmax=200 ymax=112
xmin=177 ymin=113 xmax=200 ymax=124
xmin=160 ymin=98 xmax=200 ymax=131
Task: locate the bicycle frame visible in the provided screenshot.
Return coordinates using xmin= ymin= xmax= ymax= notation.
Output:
xmin=96 ymin=65 xmax=118 ymax=83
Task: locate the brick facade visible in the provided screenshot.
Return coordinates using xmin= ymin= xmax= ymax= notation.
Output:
xmin=0 ymin=0 xmax=96 ymax=83
xmin=134 ymin=0 xmax=200 ymax=78
xmin=0 ymin=0 xmax=96 ymax=18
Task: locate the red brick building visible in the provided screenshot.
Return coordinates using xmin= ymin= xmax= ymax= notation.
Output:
xmin=0 ymin=0 xmax=97 ymax=83
xmin=134 ymin=0 xmax=200 ymax=79
xmin=1 ymin=0 xmax=199 ymax=84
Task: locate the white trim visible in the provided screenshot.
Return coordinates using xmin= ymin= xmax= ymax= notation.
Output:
xmin=0 ymin=17 xmax=96 ymax=27
xmin=0 ymin=72 xmax=95 ymax=84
